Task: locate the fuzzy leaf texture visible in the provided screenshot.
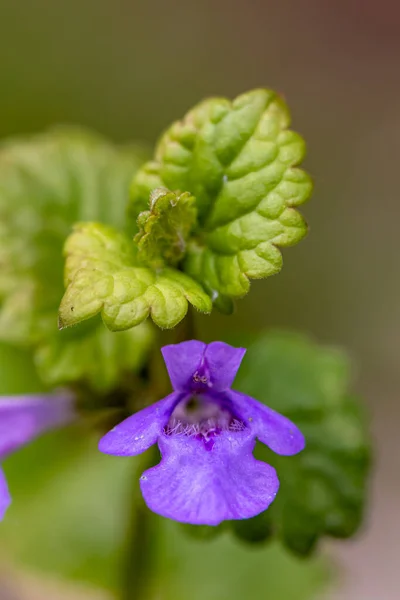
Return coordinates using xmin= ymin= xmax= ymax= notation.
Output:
xmin=135 ymin=187 xmax=197 ymax=268
xmin=0 ymin=129 xmax=154 ymax=390
xmin=232 ymin=331 xmax=370 ymax=555
xmin=129 ymin=89 xmax=312 ymax=301
xmin=59 ymin=222 xmax=212 ymax=330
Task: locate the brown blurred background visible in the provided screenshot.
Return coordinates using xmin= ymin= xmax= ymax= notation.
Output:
xmin=0 ymin=0 xmax=399 ymax=597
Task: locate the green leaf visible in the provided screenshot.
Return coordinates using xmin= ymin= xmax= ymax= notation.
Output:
xmin=130 ymin=89 xmax=312 ymax=299
xmin=0 ymin=129 xmax=158 ymax=389
xmin=233 ymin=331 xmax=371 ymax=555
xmin=135 ymin=187 xmax=197 ymax=268
xmin=59 ymin=222 xmax=212 ymax=331
xmin=35 ymin=321 xmax=154 ymax=392
xmin=0 ymin=127 xmax=143 ymax=346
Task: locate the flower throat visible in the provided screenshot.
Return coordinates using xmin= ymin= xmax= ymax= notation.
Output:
xmin=164 ymin=395 xmax=245 ymax=450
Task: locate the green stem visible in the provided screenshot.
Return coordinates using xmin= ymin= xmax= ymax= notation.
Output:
xmin=175 ymin=304 xmax=196 ymax=343
xmin=122 ymin=447 xmax=159 ymax=600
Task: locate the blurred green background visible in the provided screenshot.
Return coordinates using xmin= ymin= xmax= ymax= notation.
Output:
xmin=0 ymin=0 xmax=399 ymax=598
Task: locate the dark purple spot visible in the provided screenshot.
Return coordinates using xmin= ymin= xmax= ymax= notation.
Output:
xmin=203 ymin=437 xmax=215 ymax=451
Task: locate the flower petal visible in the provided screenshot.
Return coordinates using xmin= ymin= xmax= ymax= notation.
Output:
xmin=99 ymin=392 xmax=183 ymax=456
xmin=161 ymin=341 xmax=206 ymax=391
xmin=204 ymin=342 xmax=246 ymax=391
xmin=227 ymin=390 xmax=305 ymax=455
xmin=140 ymin=429 xmax=279 ymax=525
xmin=0 ymin=467 xmax=11 ymax=521
xmin=162 ymin=340 xmax=246 ymax=392
xmin=0 ymin=394 xmax=75 ymax=459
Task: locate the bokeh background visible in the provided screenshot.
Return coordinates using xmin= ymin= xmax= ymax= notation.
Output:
xmin=0 ymin=0 xmax=399 ymax=598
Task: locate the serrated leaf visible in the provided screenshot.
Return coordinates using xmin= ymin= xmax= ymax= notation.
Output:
xmin=0 ymin=128 xmax=143 ymax=345
xmin=135 ymin=187 xmax=197 ymax=268
xmin=233 ymin=331 xmax=370 ymax=555
xmin=59 ymin=222 xmax=212 ymax=331
xmin=0 ymin=128 xmax=155 ymax=388
xmin=130 ymin=89 xmax=312 ymax=299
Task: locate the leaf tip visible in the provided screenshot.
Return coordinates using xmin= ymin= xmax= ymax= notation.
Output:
xmin=57 ymin=314 xmax=66 ymax=330
xmin=58 ymin=303 xmax=75 ymax=330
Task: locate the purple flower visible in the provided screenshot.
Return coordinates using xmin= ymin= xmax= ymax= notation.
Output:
xmin=99 ymin=341 xmax=305 ymax=526
xmin=0 ymin=393 xmax=75 ymax=520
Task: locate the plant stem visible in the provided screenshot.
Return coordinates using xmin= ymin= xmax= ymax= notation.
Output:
xmin=175 ymin=305 xmax=196 ymax=343
xmin=122 ymin=448 xmax=159 ymax=600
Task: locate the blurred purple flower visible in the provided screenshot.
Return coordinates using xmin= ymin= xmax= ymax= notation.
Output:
xmin=0 ymin=394 xmax=75 ymax=520
xmin=99 ymin=341 xmax=305 ymax=525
